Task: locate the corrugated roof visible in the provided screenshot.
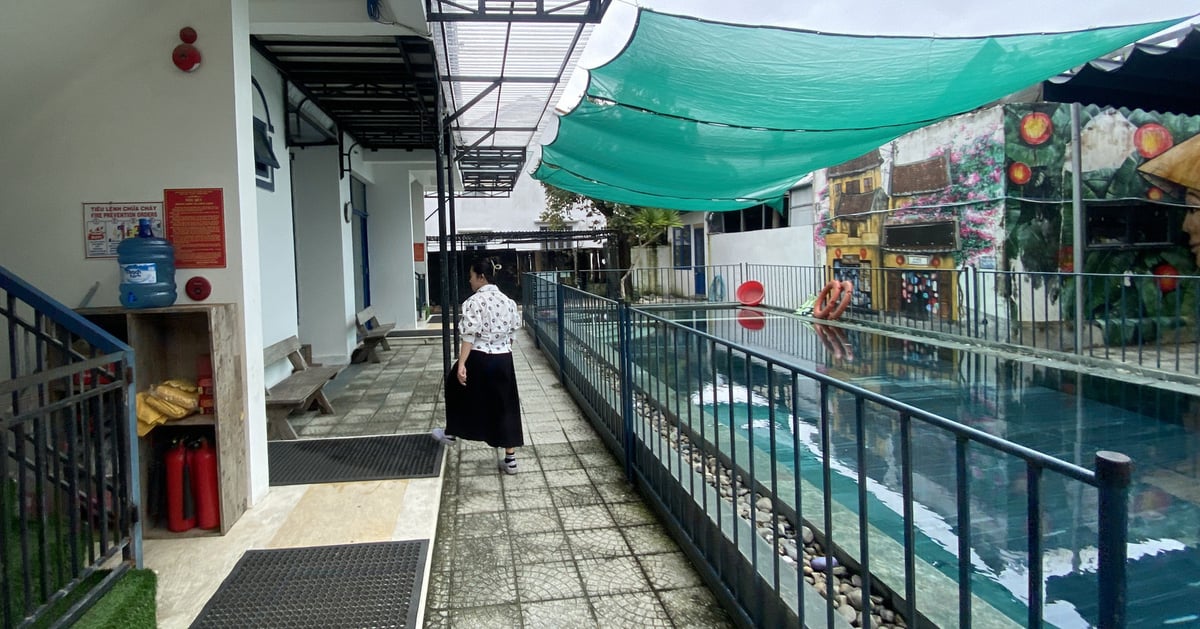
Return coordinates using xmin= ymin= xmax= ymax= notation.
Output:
xmin=1045 ymin=24 xmax=1200 ymax=116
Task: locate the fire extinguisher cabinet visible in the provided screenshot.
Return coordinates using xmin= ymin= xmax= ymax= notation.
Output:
xmin=77 ymin=303 xmax=247 ymax=537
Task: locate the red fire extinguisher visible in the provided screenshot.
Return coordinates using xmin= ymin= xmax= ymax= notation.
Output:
xmin=164 ymin=440 xmax=196 ymax=532
xmin=190 ymin=437 xmax=220 ymax=530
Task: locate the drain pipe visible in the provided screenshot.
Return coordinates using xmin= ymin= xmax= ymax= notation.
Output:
xmin=1071 ymin=103 xmax=1085 ymax=354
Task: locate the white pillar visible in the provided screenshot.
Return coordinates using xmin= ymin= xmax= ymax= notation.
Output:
xmin=291 ymin=145 xmax=356 ymax=364
xmin=367 ymin=166 xmax=421 ymax=328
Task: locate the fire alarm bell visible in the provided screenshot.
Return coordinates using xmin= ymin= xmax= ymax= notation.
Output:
xmin=173 ymin=43 xmax=201 ymax=72
xmin=185 ymin=276 xmax=212 ymax=301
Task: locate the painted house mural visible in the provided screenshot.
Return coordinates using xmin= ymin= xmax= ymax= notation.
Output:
xmin=818 ymin=106 xmax=1005 ymax=320
xmin=815 ymin=103 xmax=1200 ymax=340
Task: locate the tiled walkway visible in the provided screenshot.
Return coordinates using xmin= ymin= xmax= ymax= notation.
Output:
xmin=416 ymin=334 xmax=732 ymax=628
xmin=299 ymin=330 xmax=735 ymax=628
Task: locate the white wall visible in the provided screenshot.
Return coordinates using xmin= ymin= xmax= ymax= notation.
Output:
xmin=0 ymin=0 xmax=271 ymax=505
xmin=710 ymin=226 xmax=816 ymax=269
xmin=0 ymin=1 xmax=251 ymax=309
xmin=252 ymin=51 xmax=300 ymax=350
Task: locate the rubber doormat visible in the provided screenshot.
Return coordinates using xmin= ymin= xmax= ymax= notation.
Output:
xmin=269 ymin=434 xmax=443 ymax=486
xmin=190 ymin=540 xmax=428 ymax=629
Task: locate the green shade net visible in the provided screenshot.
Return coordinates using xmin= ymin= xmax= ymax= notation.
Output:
xmin=534 ymin=9 xmax=1186 ymax=211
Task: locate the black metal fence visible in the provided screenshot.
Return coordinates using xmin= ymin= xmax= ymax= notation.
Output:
xmin=1 ymin=265 xmax=139 ymax=628
xmin=523 ymin=272 xmax=1133 ymax=628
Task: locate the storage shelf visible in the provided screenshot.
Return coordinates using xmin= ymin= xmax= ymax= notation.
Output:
xmin=77 ymin=303 xmax=245 ymax=536
xmin=143 ymin=525 xmax=221 ymax=540
xmin=163 ymin=414 xmax=216 ymax=428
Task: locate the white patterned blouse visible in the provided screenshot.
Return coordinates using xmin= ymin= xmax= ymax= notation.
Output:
xmin=459 ymin=284 xmax=522 ymax=354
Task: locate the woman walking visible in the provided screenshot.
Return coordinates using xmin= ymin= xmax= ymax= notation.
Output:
xmin=432 ymin=259 xmax=524 ymax=474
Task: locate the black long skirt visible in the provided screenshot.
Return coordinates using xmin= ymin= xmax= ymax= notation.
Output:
xmin=444 ymin=350 xmax=524 ymax=448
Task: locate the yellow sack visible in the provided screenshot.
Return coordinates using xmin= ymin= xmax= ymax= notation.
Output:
xmin=144 ymin=393 xmax=191 ymax=420
xmin=152 ymin=382 xmax=199 ymax=410
xmin=136 ymin=392 xmax=168 ymax=436
xmin=161 ymin=379 xmax=199 ymax=393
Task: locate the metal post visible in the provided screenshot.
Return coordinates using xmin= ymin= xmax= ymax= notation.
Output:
xmin=617 ymin=302 xmax=636 ymax=480
xmin=446 ymin=126 xmax=461 ymax=349
xmin=1071 ymin=103 xmax=1085 ymax=355
xmin=1096 ymin=451 xmax=1132 ymax=629
xmin=556 ymin=281 xmax=566 ymax=384
xmin=434 ymin=115 xmax=451 ymax=373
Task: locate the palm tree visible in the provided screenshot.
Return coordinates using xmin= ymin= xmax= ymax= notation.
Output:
xmin=621 ymin=207 xmax=682 ymax=300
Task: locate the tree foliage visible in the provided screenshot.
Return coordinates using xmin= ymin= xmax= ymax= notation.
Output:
xmin=539 ymin=182 xmax=676 ymax=245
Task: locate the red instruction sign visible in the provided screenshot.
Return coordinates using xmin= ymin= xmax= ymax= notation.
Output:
xmin=165 ymin=188 xmax=226 ymax=268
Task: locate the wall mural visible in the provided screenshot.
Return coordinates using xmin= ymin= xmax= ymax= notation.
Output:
xmin=1003 ymin=103 xmax=1200 ymax=274
xmin=1004 ymin=103 xmax=1200 ymax=343
xmin=889 ymin=123 xmax=1005 ymax=267
xmin=813 ymin=103 xmax=1200 ymax=339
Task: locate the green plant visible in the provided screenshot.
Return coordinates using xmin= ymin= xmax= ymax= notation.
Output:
xmin=620 ymin=207 xmax=682 ymax=300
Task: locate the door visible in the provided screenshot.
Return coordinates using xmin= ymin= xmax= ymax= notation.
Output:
xmin=350 ymin=177 xmax=370 ymax=309
xmin=692 ymin=224 xmax=706 ymax=295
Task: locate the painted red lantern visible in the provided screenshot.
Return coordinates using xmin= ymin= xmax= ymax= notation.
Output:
xmin=896 ymin=255 xmax=905 ymax=266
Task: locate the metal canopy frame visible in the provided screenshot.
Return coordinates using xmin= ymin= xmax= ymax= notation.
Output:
xmin=431 ymin=1 xmax=607 ymax=196
xmin=250 ymin=35 xmax=440 ymax=152
xmin=427 ymin=228 xmax=615 ymax=246
xmin=426 ymin=0 xmax=607 ymax=23
xmin=254 ymin=2 xmax=610 ymax=371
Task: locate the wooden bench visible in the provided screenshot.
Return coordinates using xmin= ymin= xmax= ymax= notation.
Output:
xmin=353 ymin=306 xmax=396 ymax=364
xmin=263 ymin=336 xmax=341 ymax=440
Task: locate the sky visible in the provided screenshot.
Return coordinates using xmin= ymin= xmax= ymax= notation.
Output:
xmin=553 ymin=0 xmax=1200 ymax=114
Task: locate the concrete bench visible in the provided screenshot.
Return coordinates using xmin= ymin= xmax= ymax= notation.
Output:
xmin=353 ymin=306 xmax=396 ymax=364
xmin=263 ymin=336 xmax=341 ymax=440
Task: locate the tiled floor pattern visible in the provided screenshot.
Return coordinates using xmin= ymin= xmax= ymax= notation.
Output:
xmin=294 ymin=333 xmax=735 ymax=628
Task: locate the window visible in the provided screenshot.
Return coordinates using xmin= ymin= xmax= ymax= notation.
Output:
xmin=673 ymin=227 xmax=693 ymax=268
xmin=252 ymin=78 xmax=280 ymax=191
xmin=844 ymin=179 xmax=861 ymax=195
xmin=882 ymin=220 xmax=958 ymax=251
xmin=1087 ymin=203 xmax=1178 ymax=249
xmin=711 ymin=202 xmax=789 ymax=234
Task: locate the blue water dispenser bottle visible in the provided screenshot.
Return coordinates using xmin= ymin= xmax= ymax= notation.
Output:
xmin=117 ymin=218 xmax=177 ymax=308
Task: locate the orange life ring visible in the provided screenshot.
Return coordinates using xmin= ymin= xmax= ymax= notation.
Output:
xmin=826 ymin=280 xmax=854 ymax=321
xmin=812 ymin=281 xmax=842 ymax=319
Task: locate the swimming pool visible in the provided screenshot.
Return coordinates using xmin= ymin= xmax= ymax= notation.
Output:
xmin=635 ymin=305 xmax=1200 ymax=628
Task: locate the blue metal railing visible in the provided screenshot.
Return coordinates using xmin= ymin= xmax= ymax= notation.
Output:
xmin=523 ymin=271 xmax=1132 ymax=628
xmin=1 ymin=265 xmax=139 ymax=628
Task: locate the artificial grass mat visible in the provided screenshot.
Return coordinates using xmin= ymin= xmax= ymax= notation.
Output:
xmin=74 ymin=569 xmax=156 ymax=629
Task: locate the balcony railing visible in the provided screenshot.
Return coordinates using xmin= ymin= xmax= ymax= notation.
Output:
xmin=1 ymin=265 xmax=139 ymax=627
